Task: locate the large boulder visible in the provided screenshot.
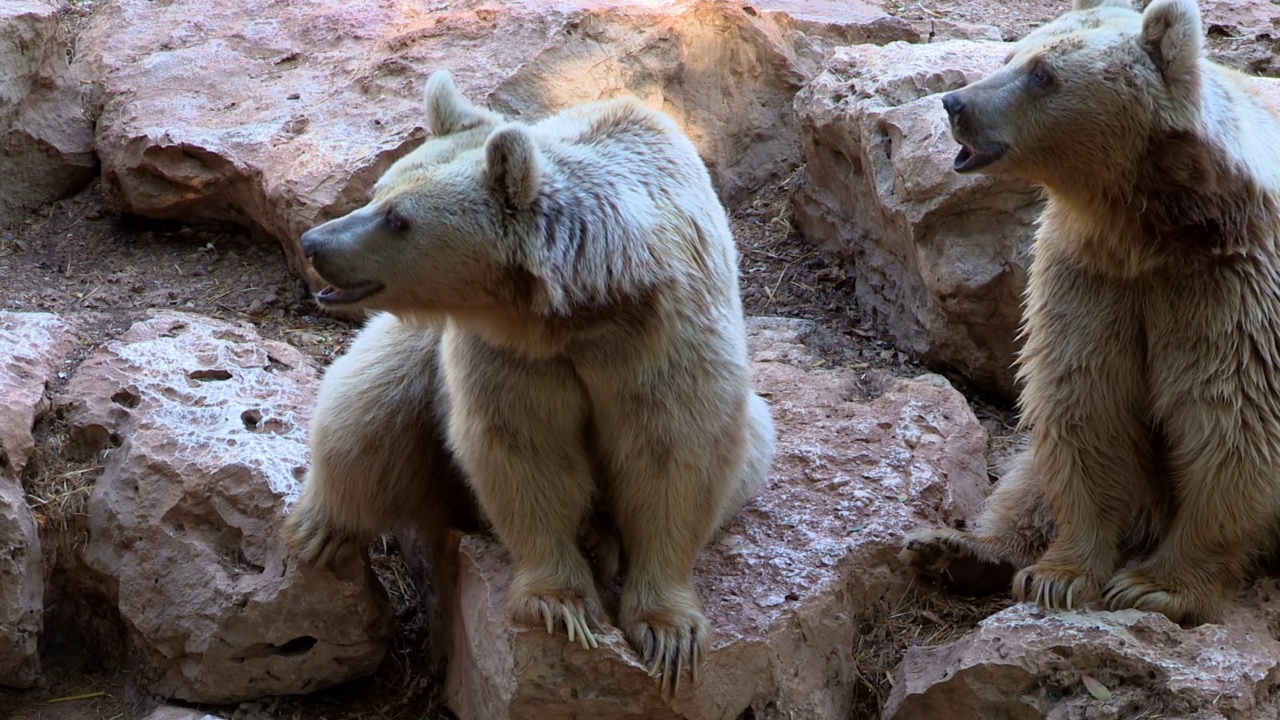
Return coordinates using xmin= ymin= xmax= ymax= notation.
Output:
xmin=58 ymin=311 xmax=393 ymax=703
xmin=430 ymin=317 xmax=990 ymax=720
xmin=0 ymin=0 xmax=95 ymax=227
xmin=0 ymin=312 xmax=80 ymax=688
xmin=74 ymin=0 xmax=914 ymax=297
xmin=885 ymin=601 xmax=1280 ymax=720
xmin=792 ymin=40 xmax=1042 ymax=400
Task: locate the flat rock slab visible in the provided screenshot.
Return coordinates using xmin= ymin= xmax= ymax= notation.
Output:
xmin=440 ymin=317 xmax=990 ymax=720
xmin=58 ymin=311 xmax=393 ymax=703
xmin=886 ymin=601 xmax=1280 ymax=720
xmin=0 ymin=0 xmax=95 ymax=227
xmin=0 ymin=311 xmax=79 ymax=688
xmin=75 ymin=0 xmax=914 ymax=296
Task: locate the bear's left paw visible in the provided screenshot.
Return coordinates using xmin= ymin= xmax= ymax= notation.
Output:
xmin=624 ymin=606 xmax=709 ymax=697
xmin=1102 ymin=567 xmax=1220 ymax=624
xmin=282 ymin=501 xmax=362 ymax=569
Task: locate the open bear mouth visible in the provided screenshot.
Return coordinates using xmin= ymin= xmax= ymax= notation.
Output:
xmin=953 ymin=143 xmax=1007 ymax=173
xmin=315 ymin=280 xmax=385 ymax=305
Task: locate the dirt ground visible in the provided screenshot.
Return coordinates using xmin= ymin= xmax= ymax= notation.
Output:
xmin=0 ymin=0 xmax=1082 ymax=718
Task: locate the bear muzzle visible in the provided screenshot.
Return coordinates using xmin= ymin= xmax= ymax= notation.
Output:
xmin=300 ymin=220 xmax=387 ymax=306
xmin=942 ymin=91 xmax=1009 ymax=174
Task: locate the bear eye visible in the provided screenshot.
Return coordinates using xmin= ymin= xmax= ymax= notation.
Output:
xmin=384 ymin=207 xmax=410 ymax=233
xmin=1030 ymin=65 xmax=1055 ymax=90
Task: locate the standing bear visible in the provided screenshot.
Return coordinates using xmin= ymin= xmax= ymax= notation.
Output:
xmin=283 ymin=69 xmax=776 ymax=689
xmin=903 ymin=0 xmax=1280 ymax=625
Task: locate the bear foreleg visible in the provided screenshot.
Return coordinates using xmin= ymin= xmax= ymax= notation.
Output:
xmin=1012 ymin=245 xmax=1160 ymax=611
xmin=441 ymin=329 xmax=603 ymax=650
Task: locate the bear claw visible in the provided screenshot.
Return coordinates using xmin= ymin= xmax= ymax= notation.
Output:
xmin=510 ymin=589 xmax=602 ymax=651
xmin=1012 ymin=563 xmax=1102 ymax=612
xmin=1101 ymin=568 xmax=1213 ymax=624
xmin=625 ymin=610 xmax=708 ymax=697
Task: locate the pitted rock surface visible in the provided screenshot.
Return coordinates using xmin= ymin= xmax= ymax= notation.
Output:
xmin=75 ymin=0 xmax=913 ymax=299
xmin=436 ymin=316 xmax=990 ymax=720
xmin=0 ymin=311 xmax=79 ymax=475
xmin=58 ymin=311 xmax=392 ymax=703
xmin=0 ymin=311 xmax=79 ymax=688
xmin=792 ymin=40 xmax=1042 ymax=400
xmin=885 ymin=601 xmax=1280 ymax=720
xmin=0 ymin=0 xmax=95 ymax=227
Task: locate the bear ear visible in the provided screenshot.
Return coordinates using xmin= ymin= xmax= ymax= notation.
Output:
xmin=1072 ymin=0 xmax=1130 ymax=10
xmin=1140 ymin=0 xmax=1203 ymax=94
xmin=425 ymin=69 xmax=497 ymax=136
xmin=484 ymin=124 xmax=542 ymax=211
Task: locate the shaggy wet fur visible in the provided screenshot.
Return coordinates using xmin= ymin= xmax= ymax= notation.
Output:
xmin=903 ymin=0 xmax=1280 ymax=625
xmin=283 ymin=70 xmax=776 ymax=690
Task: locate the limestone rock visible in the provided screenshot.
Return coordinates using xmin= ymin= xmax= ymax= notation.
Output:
xmin=1203 ymin=0 xmax=1280 ymax=78
xmin=75 ymin=0 xmax=914 ymax=297
xmin=885 ymin=602 xmax=1280 ymax=720
xmin=0 ymin=311 xmax=79 ymax=688
xmin=436 ymin=317 xmax=990 ymax=720
xmin=0 ymin=481 xmax=41 ymax=689
xmin=0 ymin=311 xmax=79 ymax=475
xmin=0 ymin=0 xmax=96 ymax=227
xmin=793 ymin=40 xmax=1043 ymax=400
xmin=59 ymin=311 xmax=393 ymax=704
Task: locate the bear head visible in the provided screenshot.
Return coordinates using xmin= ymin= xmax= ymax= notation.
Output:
xmin=300 ymin=70 xmax=547 ymax=315
xmin=940 ymin=0 xmax=1205 ymax=193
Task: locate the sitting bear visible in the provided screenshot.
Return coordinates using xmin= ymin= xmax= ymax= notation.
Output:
xmin=283 ymin=69 xmax=776 ymax=690
xmin=903 ymin=0 xmax=1280 ymax=625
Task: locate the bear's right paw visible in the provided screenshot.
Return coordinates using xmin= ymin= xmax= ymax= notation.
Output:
xmin=508 ymin=587 xmax=603 ymax=651
xmin=1013 ymin=561 xmax=1103 ymax=612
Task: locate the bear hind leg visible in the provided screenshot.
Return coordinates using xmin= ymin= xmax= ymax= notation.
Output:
xmin=902 ymin=448 xmax=1054 ymax=596
xmin=284 ymin=314 xmax=470 ymax=570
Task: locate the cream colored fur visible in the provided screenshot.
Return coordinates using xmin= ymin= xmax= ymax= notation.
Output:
xmin=283 ymin=70 xmax=776 ymax=690
xmin=903 ymin=0 xmax=1280 ymax=625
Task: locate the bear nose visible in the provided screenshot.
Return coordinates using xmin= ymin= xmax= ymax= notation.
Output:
xmin=941 ymin=93 xmax=965 ymax=119
xmin=301 ymin=228 xmax=320 ymax=260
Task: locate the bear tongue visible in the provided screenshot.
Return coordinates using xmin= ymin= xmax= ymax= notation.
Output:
xmin=954 ymin=144 xmax=976 ymax=171
xmin=315 ymin=281 xmax=384 ymax=305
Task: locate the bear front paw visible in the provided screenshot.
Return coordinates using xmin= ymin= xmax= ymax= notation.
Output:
xmin=1013 ymin=561 xmax=1104 ymax=611
xmin=1102 ymin=567 xmax=1221 ymax=624
xmin=622 ymin=605 xmax=709 ymax=697
xmin=507 ymin=585 xmax=603 ymax=651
